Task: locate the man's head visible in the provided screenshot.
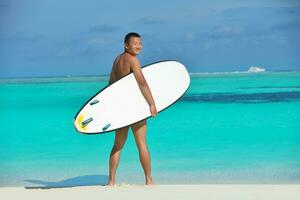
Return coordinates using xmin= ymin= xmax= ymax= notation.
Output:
xmin=124 ymin=32 xmax=142 ymax=55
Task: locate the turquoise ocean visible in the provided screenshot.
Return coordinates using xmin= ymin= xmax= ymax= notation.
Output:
xmin=1 ymin=71 xmax=300 ymax=187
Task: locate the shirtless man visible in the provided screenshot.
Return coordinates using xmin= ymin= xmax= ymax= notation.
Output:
xmin=107 ymin=32 xmax=158 ymax=186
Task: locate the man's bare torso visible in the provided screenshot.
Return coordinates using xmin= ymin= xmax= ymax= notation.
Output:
xmin=109 ymin=53 xmax=133 ymax=85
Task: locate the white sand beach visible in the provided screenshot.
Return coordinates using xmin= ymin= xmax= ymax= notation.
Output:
xmin=1 ymin=184 xmax=300 ymax=200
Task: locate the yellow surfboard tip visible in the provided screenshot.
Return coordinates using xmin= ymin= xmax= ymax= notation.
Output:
xmin=75 ymin=115 xmax=87 ymax=132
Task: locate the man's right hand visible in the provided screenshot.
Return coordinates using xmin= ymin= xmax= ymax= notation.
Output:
xmin=150 ymin=104 xmax=158 ymax=117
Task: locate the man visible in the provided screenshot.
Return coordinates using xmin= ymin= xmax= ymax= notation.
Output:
xmin=107 ymin=32 xmax=158 ymax=186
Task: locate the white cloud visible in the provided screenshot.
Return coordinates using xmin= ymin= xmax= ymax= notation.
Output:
xmin=211 ymin=25 xmax=242 ymax=38
xmin=86 ymin=37 xmax=105 ymax=46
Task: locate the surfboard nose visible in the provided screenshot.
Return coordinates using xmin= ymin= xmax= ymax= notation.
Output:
xmin=74 ymin=115 xmax=93 ymax=133
xmin=82 ymin=117 xmax=93 ymax=126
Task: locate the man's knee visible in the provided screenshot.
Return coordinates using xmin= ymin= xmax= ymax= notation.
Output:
xmin=113 ymin=143 xmax=125 ymax=151
xmin=136 ymin=141 xmax=148 ymax=150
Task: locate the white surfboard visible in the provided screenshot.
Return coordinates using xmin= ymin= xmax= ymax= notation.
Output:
xmin=74 ymin=60 xmax=190 ymax=134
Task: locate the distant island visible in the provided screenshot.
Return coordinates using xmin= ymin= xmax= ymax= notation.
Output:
xmin=247 ymin=66 xmax=266 ymax=73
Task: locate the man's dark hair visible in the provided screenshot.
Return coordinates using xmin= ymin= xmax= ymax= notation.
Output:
xmin=124 ymin=32 xmax=141 ymax=44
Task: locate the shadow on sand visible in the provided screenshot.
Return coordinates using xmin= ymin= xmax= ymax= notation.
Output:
xmin=24 ymin=174 xmax=108 ymax=189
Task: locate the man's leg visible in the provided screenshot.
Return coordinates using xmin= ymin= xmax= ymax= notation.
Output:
xmin=131 ymin=120 xmax=153 ymax=185
xmin=108 ymin=126 xmax=129 ymax=186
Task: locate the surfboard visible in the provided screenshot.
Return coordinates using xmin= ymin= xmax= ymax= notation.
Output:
xmin=74 ymin=60 xmax=190 ymax=134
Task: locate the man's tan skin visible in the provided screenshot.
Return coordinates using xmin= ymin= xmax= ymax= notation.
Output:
xmin=107 ymin=33 xmax=158 ymax=186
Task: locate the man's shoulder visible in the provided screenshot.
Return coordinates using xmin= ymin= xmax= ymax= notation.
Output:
xmin=130 ymin=56 xmax=141 ymax=66
xmin=123 ymin=54 xmax=140 ymax=65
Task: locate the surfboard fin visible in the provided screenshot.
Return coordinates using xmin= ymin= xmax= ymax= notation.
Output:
xmin=81 ymin=117 xmax=93 ymax=127
xmin=102 ymin=123 xmax=111 ymax=131
xmin=90 ymin=99 xmax=99 ymax=105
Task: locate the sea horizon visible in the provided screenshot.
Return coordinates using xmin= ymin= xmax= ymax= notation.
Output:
xmin=1 ymin=68 xmax=300 ymax=84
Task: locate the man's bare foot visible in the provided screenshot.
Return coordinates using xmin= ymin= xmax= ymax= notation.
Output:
xmin=146 ymin=176 xmax=154 ymax=185
xmin=107 ymin=180 xmax=115 ymax=186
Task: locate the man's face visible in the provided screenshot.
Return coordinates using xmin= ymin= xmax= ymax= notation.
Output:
xmin=125 ymin=37 xmax=142 ymax=55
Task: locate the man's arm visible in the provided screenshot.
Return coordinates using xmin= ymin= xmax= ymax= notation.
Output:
xmin=108 ymin=73 xmax=115 ymax=85
xmin=108 ymin=57 xmax=118 ymax=85
xmin=130 ymin=58 xmax=157 ymax=116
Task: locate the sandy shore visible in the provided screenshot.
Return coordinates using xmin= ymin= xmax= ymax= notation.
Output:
xmin=1 ymin=184 xmax=300 ymax=200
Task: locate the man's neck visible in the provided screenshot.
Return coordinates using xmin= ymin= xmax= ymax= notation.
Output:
xmin=124 ymin=50 xmax=137 ymax=57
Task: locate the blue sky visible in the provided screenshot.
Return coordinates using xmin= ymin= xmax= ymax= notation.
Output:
xmin=1 ymin=0 xmax=300 ymax=78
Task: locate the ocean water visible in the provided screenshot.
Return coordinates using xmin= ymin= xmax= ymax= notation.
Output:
xmin=0 ymin=71 xmax=300 ymax=187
